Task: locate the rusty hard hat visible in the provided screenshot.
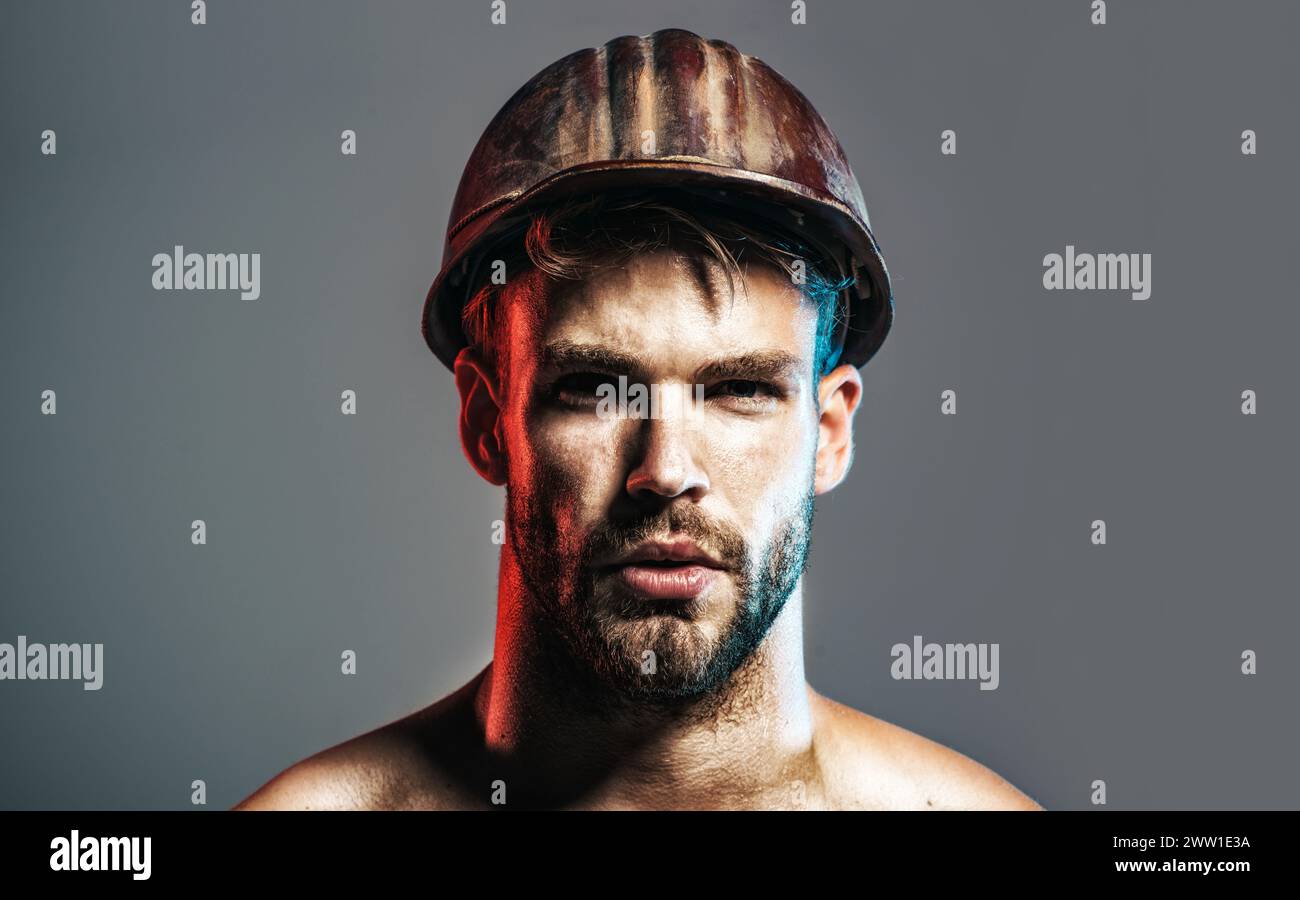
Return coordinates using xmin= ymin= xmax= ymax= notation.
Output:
xmin=422 ymin=27 xmax=894 ymax=371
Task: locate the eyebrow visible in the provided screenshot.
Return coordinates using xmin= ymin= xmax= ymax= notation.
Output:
xmin=694 ymin=350 xmax=803 ymax=383
xmin=539 ymin=341 xmax=804 ymax=384
xmin=539 ymin=341 xmax=646 ymax=378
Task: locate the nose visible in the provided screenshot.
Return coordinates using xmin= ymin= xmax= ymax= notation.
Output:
xmin=624 ymin=411 xmax=710 ymax=502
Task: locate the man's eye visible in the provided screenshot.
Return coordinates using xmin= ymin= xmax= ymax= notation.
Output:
xmin=712 ymin=380 xmax=774 ymax=401
xmin=550 ymin=372 xmax=615 ymax=405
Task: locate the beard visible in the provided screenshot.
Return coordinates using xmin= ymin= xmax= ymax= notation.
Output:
xmin=506 ymin=472 xmax=815 ymax=705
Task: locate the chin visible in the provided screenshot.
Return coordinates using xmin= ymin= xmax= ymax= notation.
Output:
xmin=588 ymin=614 xmax=730 ymax=698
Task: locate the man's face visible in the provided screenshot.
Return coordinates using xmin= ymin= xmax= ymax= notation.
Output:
xmin=497 ymin=248 xmax=824 ymax=702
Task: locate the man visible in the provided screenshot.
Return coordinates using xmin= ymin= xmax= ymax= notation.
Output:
xmin=237 ymin=29 xmax=1041 ymax=811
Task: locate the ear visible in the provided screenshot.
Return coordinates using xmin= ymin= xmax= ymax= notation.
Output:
xmin=814 ymin=363 xmax=863 ymax=494
xmin=453 ymin=346 xmax=507 ymax=486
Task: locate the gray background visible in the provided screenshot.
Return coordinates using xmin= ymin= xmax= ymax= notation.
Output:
xmin=2 ymin=0 xmax=1296 ymax=810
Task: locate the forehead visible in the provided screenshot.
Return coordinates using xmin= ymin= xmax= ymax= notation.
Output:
xmin=507 ymin=248 xmax=818 ymax=376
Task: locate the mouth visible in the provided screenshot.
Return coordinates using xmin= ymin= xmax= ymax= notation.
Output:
xmin=601 ymin=539 xmax=726 ymax=601
xmin=614 ymin=562 xmax=721 ymax=601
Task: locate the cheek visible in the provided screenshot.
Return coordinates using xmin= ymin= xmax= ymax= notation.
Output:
xmin=700 ymin=412 xmax=818 ymax=544
xmin=515 ymin=405 xmax=626 ymax=515
xmin=701 ymin=410 xmax=818 ymax=489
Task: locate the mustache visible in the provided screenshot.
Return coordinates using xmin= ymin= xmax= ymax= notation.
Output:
xmin=580 ymin=503 xmax=749 ymax=573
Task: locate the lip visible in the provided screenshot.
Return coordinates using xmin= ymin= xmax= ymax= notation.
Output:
xmin=602 ymin=539 xmax=725 ymax=601
xmin=606 ymin=538 xmax=724 ymax=569
xmin=614 ymin=563 xmax=720 ymax=600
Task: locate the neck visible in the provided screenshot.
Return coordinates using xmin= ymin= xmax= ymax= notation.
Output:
xmin=471 ymin=542 xmax=819 ymax=809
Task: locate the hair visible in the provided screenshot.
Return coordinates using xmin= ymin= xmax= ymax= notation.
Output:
xmin=460 ymin=188 xmax=854 ymax=392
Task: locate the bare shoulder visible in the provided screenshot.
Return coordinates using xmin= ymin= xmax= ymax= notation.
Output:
xmin=810 ymin=689 xmax=1044 ymax=811
xmin=232 ymin=724 xmax=426 ymax=811
xmin=234 ymin=676 xmax=487 ymax=811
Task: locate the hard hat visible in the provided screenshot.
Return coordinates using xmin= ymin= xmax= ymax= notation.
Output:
xmin=421 ymin=28 xmax=894 ymax=371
